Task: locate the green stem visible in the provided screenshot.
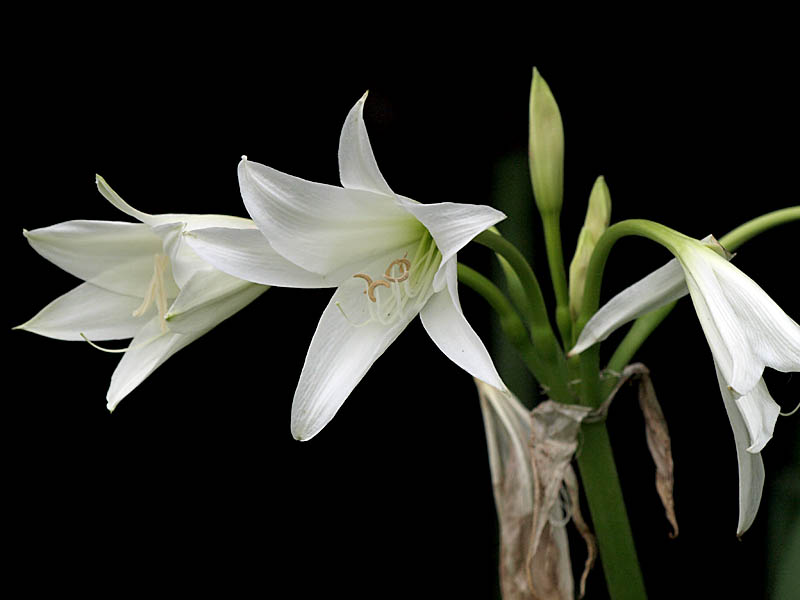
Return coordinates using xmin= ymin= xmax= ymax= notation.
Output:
xmin=456 ymin=262 xmax=569 ymax=400
xmin=576 ymin=219 xmax=684 ymax=408
xmin=473 ymin=230 xmax=571 ymax=399
xmin=720 ymin=206 xmax=800 ymax=251
xmin=541 ymin=212 xmax=572 ymax=347
xmin=577 ymin=422 xmax=648 ymax=600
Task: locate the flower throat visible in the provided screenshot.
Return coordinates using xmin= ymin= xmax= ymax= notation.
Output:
xmin=339 ymin=232 xmax=441 ymax=327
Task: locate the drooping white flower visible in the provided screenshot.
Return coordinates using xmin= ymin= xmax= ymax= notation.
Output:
xmin=186 ymin=93 xmax=507 ymax=440
xmin=16 ymin=176 xmax=268 ymax=410
xmin=568 ymin=233 xmax=799 ymax=533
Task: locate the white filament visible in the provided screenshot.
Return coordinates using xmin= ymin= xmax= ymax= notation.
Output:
xmin=132 ymin=253 xmax=170 ymax=333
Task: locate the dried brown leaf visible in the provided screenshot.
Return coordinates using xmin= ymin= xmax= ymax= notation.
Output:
xmin=637 ymin=369 xmax=679 ymax=538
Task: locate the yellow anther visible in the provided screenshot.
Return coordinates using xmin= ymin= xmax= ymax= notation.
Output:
xmin=353 ymin=273 xmax=374 ymax=296
xmin=367 ymin=279 xmax=390 ymax=302
xmin=384 ymin=258 xmax=411 ymax=283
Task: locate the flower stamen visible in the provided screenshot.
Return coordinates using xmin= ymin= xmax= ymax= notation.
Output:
xmin=384 ymin=257 xmax=410 ymax=282
xmin=345 ymin=233 xmax=441 ymax=327
xmin=367 ymin=279 xmax=391 ymax=302
xmin=132 ymin=254 xmax=170 ymax=332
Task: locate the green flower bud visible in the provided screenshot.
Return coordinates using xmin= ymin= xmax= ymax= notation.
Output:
xmin=529 ymin=67 xmax=565 ymax=217
xmin=569 ymin=175 xmax=612 ymax=320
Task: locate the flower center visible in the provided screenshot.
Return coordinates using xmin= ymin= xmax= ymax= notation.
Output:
xmin=79 ymin=253 xmax=174 ymax=354
xmin=132 ymin=253 xmax=171 ymax=333
xmin=339 ymin=232 xmax=441 ymax=327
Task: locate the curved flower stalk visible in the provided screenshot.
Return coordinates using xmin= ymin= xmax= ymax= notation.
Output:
xmin=569 ymin=233 xmax=800 ymax=533
xmin=15 ymin=176 xmax=269 ymax=411
xmin=186 ymin=93 xmax=507 ymax=440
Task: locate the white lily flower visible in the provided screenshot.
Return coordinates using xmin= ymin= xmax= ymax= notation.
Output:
xmin=187 ymin=93 xmax=507 ymax=440
xmin=16 ymin=176 xmax=268 ymax=411
xmin=569 ymin=233 xmax=799 ymax=533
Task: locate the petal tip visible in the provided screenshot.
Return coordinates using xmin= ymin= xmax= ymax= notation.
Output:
xmin=291 ymin=426 xmax=314 ymax=442
xmin=745 ymin=436 xmax=772 ymax=454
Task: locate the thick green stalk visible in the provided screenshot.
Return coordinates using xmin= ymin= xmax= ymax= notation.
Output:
xmin=577 ymin=422 xmax=648 ymax=600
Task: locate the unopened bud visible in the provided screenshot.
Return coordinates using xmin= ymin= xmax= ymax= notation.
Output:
xmin=529 ymin=67 xmax=565 ymax=216
xmin=569 ymin=176 xmax=612 ymax=320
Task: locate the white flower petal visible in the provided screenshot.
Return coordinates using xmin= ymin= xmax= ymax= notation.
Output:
xmin=96 ymin=175 xmax=156 ymax=225
xmin=149 ymin=222 xmax=207 ymax=289
xmin=338 ymin=92 xmax=394 ymax=195
xmin=395 ymin=196 xmax=506 ymax=291
xmin=712 ymin=257 xmax=800 ymax=390
xmin=14 ymin=282 xmax=145 ymax=341
xmin=420 ymin=259 xmax=505 ymax=390
xmin=290 ymin=282 xmax=419 ymax=441
xmin=732 ymin=379 xmax=781 ymax=454
xmin=24 ymin=220 xmax=173 ymax=297
xmin=154 ymin=220 xmax=265 ymax=292
xmin=98 ymin=174 xmax=258 ymax=231
xmin=238 ymin=158 xmax=421 ymax=276
xmin=714 ymin=360 xmax=766 ymax=536
xmin=185 ymin=226 xmax=339 ymax=288
xmin=165 ymin=269 xmax=268 ymax=334
xmin=681 ymin=247 xmax=800 ymax=395
xmin=569 ymin=259 xmax=688 ymax=355
xmin=106 ymin=317 xmax=200 ymax=411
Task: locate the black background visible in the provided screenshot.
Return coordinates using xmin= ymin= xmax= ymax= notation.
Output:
xmin=6 ymin=22 xmax=799 ymax=600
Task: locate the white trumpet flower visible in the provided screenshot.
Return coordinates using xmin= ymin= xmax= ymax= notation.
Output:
xmin=16 ymin=177 xmax=268 ymax=411
xmin=569 ymin=233 xmax=800 ymax=534
xmin=186 ymin=93 xmax=507 ymax=440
